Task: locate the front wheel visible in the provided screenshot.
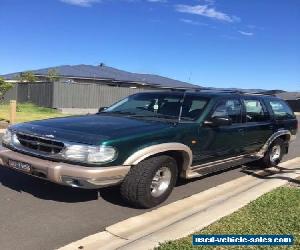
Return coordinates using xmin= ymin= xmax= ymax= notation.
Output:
xmin=120 ymin=155 xmax=178 ymax=208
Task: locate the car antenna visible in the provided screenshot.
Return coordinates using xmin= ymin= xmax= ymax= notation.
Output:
xmin=178 ymin=90 xmax=187 ymax=123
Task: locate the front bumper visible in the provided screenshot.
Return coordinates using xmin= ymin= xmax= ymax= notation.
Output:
xmin=0 ymin=146 xmax=130 ymax=189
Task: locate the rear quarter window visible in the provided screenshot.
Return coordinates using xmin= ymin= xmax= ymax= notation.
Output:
xmin=268 ymin=99 xmax=295 ymax=120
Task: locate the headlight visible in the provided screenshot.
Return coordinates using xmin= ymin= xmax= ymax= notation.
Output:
xmin=2 ymin=129 xmax=20 ymax=146
xmin=62 ymin=145 xmax=117 ymax=164
xmin=2 ymin=129 xmax=12 ymax=145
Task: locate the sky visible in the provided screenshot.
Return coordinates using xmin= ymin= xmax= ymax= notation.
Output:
xmin=0 ymin=0 xmax=299 ymax=91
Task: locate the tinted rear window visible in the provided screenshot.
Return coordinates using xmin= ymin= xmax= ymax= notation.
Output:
xmin=268 ymin=99 xmax=295 ymax=120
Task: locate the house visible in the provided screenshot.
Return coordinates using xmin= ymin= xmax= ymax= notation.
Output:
xmin=276 ymin=92 xmax=300 ymax=112
xmin=1 ymin=64 xmax=200 ymax=113
xmin=2 ymin=64 xmax=199 ymax=89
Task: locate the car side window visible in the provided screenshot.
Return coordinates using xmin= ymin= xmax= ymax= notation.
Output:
xmin=243 ymin=99 xmax=269 ymax=122
xmin=211 ymin=99 xmax=242 ymax=124
xmin=181 ymin=97 xmax=209 ymax=120
xmin=269 ymin=100 xmax=295 ymax=120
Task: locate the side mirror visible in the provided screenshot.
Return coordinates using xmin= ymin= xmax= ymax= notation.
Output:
xmin=204 ymin=116 xmax=232 ymax=127
xmin=98 ymin=107 xmax=107 ymax=112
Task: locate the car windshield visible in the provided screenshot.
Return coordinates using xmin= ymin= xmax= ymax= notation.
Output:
xmin=102 ymin=92 xmax=209 ymax=121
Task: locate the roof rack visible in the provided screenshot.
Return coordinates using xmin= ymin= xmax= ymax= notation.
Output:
xmin=112 ymin=81 xmax=277 ymax=96
xmin=239 ymin=91 xmax=276 ymax=96
xmin=159 ymin=87 xmax=276 ymax=96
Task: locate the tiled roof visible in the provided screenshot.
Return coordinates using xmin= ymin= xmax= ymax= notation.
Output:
xmin=2 ymin=64 xmax=199 ymax=89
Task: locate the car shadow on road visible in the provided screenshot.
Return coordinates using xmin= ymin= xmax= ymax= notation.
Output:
xmin=241 ymin=165 xmax=300 ymax=186
xmin=98 ymin=186 xmax=141 ymax=209
xmin=0 ymin=167 xmax=99 ymax=203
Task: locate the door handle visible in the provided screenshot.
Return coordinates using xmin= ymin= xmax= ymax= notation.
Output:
xmin=238 ymin=128 xmax=245 ymax=133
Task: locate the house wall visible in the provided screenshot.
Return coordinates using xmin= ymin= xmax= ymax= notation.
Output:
xmin=286 ymin=100 xmax=300 ymax=112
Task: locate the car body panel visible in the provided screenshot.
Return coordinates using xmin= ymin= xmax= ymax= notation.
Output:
xmin=12 ymin=115 xmax=174 ymax=145
xmin=192 ymin=123 xmax=245 ymax=165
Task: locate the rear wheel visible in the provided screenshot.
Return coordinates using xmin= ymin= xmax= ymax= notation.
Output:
xmin=120 ymin=155 xmax=178 ymax=208
xmin=258 ymin=138 xmax=285 ymax=168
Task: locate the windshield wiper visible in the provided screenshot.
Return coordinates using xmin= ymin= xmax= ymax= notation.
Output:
xmin=102 ymin=111 xmax=194 ymax=121
xmin=102 ymin=111 xmax=137 ymax=116
xmin=131 ymin=114 xmax=177 ymax=119
xmin=135 ymin=113 xmax=194 ymax=121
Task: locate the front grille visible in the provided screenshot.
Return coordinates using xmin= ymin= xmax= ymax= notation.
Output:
xmin=16 ymin=133 xmax=64 ymax=155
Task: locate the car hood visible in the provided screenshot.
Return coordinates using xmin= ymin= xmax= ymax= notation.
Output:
xmin=11 ymin=114 xmax=174 ymax=145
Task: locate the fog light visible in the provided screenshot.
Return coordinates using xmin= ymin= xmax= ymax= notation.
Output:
xmin=61 ymin=176 xmax=83 ymax=187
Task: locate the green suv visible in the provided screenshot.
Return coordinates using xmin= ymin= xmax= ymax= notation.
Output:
xmin=0 ymin=91 xmax=298 ymax=208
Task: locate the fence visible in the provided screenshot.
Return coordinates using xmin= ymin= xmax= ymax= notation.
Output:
xmin=52 ymin=82 xmax=145 ymax=109
xmin=3 ymin=82 xmax=147 ymax=109
xmin=4 ymin=82 xmax=53 ymax=107
xmin=4 ymin=82 xmax=300 ymax=112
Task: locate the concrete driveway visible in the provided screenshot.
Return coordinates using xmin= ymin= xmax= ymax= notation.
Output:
xmin=0 ymin=119 xmax=299 ymax=250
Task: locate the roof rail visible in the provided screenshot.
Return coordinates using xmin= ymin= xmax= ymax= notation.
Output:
xmin=159 ymin=87 xmax=244 ymax=94
xmin=159 ymin=87 xmax=276 ymax=96
xmin=155 ymin=86 xmax=238 ymax=92
xmin=240 ymin=91 xmax=276 ymax=96
xmin=107 ymin=83 xmax=277 ymax=96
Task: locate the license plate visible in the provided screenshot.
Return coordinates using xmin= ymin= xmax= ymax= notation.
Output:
xmin=8 ymin=160 xmax=32 ymax=173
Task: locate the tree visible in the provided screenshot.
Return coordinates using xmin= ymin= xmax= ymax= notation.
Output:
xmin=18 ymin=71 xmax=36 ymax=100
xmin=19 ymin=71 xmax=36 ymax=83
xmin=0 ymin=77 xmax=13 ymax=102
xmin=47 ymin=69 xmax=60 ymax=82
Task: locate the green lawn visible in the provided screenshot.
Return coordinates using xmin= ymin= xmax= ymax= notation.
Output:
xmin=0 ymin=103 xmax=66 ymax=123
xmin=158 ymin=187 xmax=300 ymax=250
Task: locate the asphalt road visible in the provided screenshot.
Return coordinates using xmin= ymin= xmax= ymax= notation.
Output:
xmin=0 ymin=119 xmax=299 ymax=250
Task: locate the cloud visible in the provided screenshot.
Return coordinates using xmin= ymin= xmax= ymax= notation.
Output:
xmin=175 ymin=4 xmax=239 ymax=23
xmin=238 ymin=30 xmax=254 ymax=36
xmin=180 ymin=18 xmax=208 ymax=26
xmin=60 ymin=0 xmax=100 ymax=7
xmin=60 ymin=0 xmax=167 ymax=6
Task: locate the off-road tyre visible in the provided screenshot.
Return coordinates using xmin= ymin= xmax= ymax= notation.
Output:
xmin=120 ymin=155 xmax=178 ymax=208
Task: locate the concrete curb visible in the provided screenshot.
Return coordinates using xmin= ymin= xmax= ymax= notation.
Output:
xmin=59 ymin=157 xmax=300 ymax=250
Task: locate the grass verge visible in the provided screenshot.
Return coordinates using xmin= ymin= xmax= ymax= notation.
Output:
xmin=0 ymin=103 xmax=66 ymax=123
xmin=158 ymin=187 xmax=300 ymax=250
